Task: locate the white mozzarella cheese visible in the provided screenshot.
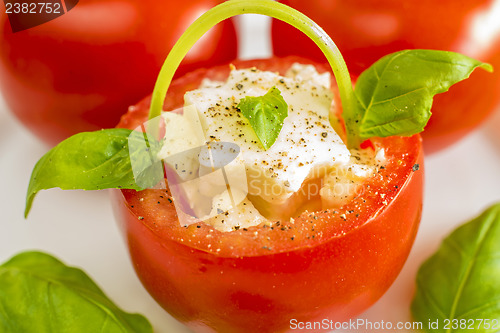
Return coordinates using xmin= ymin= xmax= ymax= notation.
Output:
xmin=184 ymin=66 xmax=350 ymax=205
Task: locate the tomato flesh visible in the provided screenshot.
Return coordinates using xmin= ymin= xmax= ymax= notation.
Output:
xmin=0 ymin=0 xmax=237 ymax=145
xmin=113 ymin=57 xmax=423 ymax=332
xmin=272 ymin=0 xmax=500 ymax=153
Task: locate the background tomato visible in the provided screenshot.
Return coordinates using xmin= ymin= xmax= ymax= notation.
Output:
xmin=272 ymin=0 xmax=500 ymax=153
xmin=0 ymin=0 xmax=237 ymax=146
xmin=114 ymin=57 xmax=424 ymax=332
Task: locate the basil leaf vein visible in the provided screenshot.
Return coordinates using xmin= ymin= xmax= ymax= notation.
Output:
xmin=411 ymin=203 xmax=500 ymax=332
xmin=25 ymin=129 xmax=163 ymax=217
xmin=237 ymin=86 xmax=288 ymax=150
xmin=0 ymin=251 xmax=153 ymax=333
xmin=354 ymin=50 xmax=492 ymax=140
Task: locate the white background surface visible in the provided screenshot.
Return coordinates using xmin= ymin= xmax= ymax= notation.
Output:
xmin=1 ymin=14 xmax=500 ymax=333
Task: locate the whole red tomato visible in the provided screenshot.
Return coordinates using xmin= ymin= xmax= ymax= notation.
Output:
xmin=272 ymin=0 xmax=500 ymax=153
xmin=113 ymin=57 xmax=423 ymax=333
xmin=0 ymin=0 xmax=237 ymax=146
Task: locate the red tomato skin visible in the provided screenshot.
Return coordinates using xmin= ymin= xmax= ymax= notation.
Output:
xmin=0 ymin=0 xmax=237 ymax=146
xmin=113 ymin=57 xmax=424 ymax=332
xmin=112 ymin=166 xmax=422 ymax=333
xmin=272 ymin=0 xmax=500 ymax=153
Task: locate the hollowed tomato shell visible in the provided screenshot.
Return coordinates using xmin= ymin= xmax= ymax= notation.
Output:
xmin=112 ymin=57 xmax=424 ymax=333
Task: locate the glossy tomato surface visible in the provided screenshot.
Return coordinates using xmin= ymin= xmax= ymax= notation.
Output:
xmin=0 ymin=0 xmax=237 ymax=146
xmin=113 ymin=57 xmax=424 ymax=333
xmin=272 ymin=0 xmax=500 ymax=153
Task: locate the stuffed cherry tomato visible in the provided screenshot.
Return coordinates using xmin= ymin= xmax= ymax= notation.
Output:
xmin=272 ymin=0 xmax=500 ymax=153
xmin=24 ymin=2 xmax=489 ymax=332
xmin=0 ymin=0 xmax=237 ymax=146
xmin=112 ymin=56 xmax=424 ymax=333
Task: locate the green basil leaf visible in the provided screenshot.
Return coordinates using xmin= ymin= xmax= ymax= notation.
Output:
xmin=237 ymin=86 xmax=288 ymax=150
xmin=411 ymin=203 xmax=500 ymax=332
xmin=0 ymin=251 xmax=153 ymax=333
xmin=354 ymin=50 xmax=492 ymax=139
xmin=25 ymin=129 xmax=163 ymax=217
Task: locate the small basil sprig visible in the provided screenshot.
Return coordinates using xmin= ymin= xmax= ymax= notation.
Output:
xmin=411 ymin=203 xmax=500 ymax=332
xmin=25 ymin=129 xmax=163 ymax=217
xmin=348 ymin=50 xmax=492 ymax=146
xmin=237 ymin=86 xmax=288 ymax=150
xmin=0 ymin=251 xmax=153 ymax=333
